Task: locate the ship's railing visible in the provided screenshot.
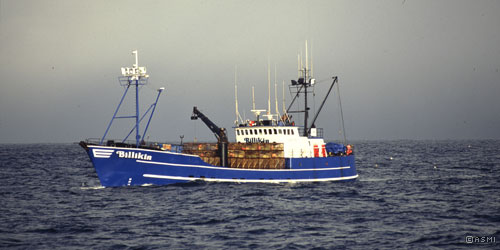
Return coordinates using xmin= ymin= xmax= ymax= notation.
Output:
xmin=83 ymin=138 xmax=184 ymax=153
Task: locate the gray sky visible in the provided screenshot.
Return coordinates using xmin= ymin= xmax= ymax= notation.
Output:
xmin=1 ymin=0 xmax=499 ymax=143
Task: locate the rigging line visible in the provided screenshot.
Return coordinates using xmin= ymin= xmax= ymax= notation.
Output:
xmin=286 ymin=84 xmax=303 ymax=113
xmin=336 ymin=79 xmax=347 ymax=145
xmin=314 ymin=77 xmax=334 ymax=85
xmin=334 ymin=90 xmax=343 ymax=141
xmin=296 ymin=88 xmax=302 ymax=126
xmin=122 ymin=103 xmax=155 ymax=143
xmin=313 ymin=85 xmax=316 ymax=119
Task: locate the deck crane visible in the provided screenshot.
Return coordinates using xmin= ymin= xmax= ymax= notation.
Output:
xmin=191 ymin=106 xmax=229 ymax=167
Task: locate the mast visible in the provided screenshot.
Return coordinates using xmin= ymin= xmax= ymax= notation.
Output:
xmin=311 ymin=41 xmax=314 ymax=78
xmin=303 ymin=41 xmax=309 ymax=136
xmin=132 ymin=50 xmax=142 ymax=146
xmin=282 ymin=80 xmax=286 ymax=114
xmin=303 ymin=67 xmax=308 ymax=136
xmin=274 ymin=64 xmax=280 ymax=117
xmin=297 ymin=53 xmax=301 ymax=78
xmin=305 ymin=40 xmax=308 ymax=75
xmin=134 ymin=52 xmax=140 ymax=146
xmin=289 ymin=41 xmax=315 ymax=137
xmin=252 ymin=86 xmax=256 ymax=111
xmin=101 ymin=50 xmax=153 ymax=147
xmin=234 ymin=65 xmax=241 ymax=125
xmin=267 ymin=58 xmax=271 ymax=116
xmin=235 ymin=84 xmax=239 ymax=125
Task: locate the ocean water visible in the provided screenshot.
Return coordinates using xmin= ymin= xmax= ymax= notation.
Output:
xmin=0 ymin=140 xmax=498 ymax=249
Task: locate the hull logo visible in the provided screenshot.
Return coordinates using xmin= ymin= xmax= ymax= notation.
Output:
xmin=116 ymin=151 xmax=152 ymax=161
xmin=93 ymin=149 xmax=114 ymax=158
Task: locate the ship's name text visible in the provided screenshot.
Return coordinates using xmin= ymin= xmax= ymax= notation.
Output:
xmin=244 ymin=138 xmax=270 ymax=143
xmin=116 ymin=151 xmax=152 ymax=161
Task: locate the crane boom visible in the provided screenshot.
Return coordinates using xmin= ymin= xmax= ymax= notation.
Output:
xmin=191 ymin=106 xmax=228 ymax=143
xmin=190 ymin=106 xmax=229 ymax=167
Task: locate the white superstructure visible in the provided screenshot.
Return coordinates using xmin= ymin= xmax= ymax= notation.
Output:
xmin=232 ymin=41 xmax=336 ymax=159
xmin=234 ymin=121 xmax=326 ymax=158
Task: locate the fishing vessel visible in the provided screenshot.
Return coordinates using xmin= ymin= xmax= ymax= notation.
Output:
xmin=80 ymin=49 xmax=357 ymax=187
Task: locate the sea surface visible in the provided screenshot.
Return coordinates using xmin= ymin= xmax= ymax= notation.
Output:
xmin=0 ymin=140 xmax=498 ymax=249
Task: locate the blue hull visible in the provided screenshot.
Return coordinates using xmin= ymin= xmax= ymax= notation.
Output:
xmin=85 ymin=145 xmax=357 ymax=187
